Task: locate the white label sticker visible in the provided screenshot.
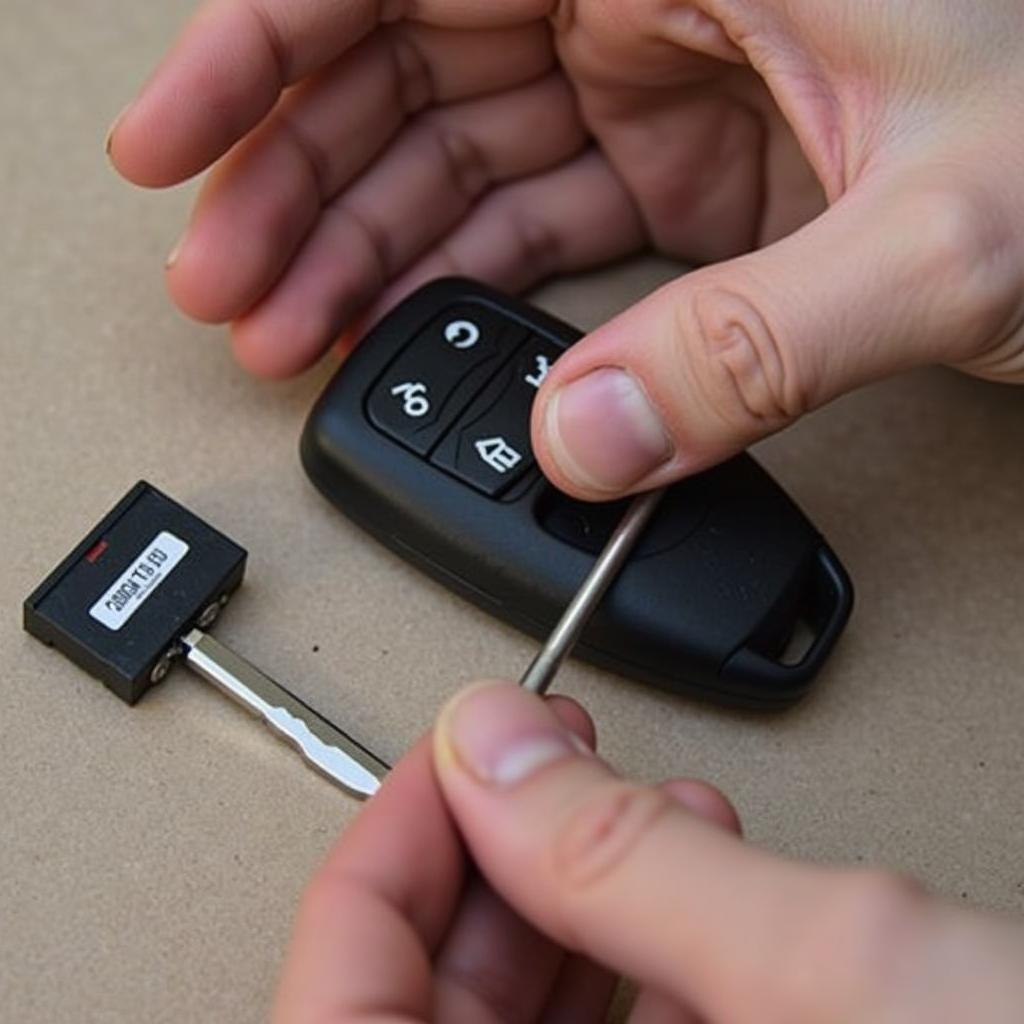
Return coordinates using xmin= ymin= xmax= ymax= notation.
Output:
xmin=89 ymin=531 xmax=190 ymax=631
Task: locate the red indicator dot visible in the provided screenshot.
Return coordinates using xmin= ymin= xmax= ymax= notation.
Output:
xmin=84 ymin=539 xmax=109 ymax=564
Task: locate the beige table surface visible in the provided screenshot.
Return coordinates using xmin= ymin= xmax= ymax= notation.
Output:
xmin=3 ymin=2 xmax=1023 ymax=1021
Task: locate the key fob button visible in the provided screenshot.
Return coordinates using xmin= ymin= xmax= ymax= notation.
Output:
xmin=432 ymin=337 xmax=563 ymax=496
xmin=366 ymin=303 xmax=526 ymax=454
xmin=534 ymin=484 xmax=709 ymax=557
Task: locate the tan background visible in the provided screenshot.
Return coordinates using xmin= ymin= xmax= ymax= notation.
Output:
xmin=2 ymin=1 xmax=1023 ymax=1020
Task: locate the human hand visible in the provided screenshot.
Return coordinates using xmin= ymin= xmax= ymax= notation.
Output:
xmin=272 ymin=689 xmax=741 ymax=1022
xmin=110 ymin=2 xmax=1024 ymax=494
xmin=275 ymin=682 xmax=1024 ymax=1022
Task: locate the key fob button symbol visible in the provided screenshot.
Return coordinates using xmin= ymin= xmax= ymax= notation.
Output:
xmin=444 ymin=319 xmax=481 ymax=350
xmin=524 ymin=353 xmax=551 ymax=389
xmin=430 ymin=335 xmax=565 ymax=495
xmin=474 ymin=437 xmax=523 ymax=474
xmin=431 ymin=337 xmax=563 ymax=496
xmin=390 ymin=381 xmax=431 ymax=418
xmin=366 ymin=303 xmax=525 ymax=454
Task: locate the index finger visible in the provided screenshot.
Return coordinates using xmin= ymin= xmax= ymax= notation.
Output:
xmin=108 ymin=0 xmax=555 ymax=187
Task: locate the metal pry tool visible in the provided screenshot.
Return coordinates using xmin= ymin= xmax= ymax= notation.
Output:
xmin=23 ymin=481 xmax=387 ymax=798
xmin=520 ymin=488 xmax=665 ymax=695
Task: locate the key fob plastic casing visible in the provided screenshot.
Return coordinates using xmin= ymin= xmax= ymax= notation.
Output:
xmin=301 ymin=278 xmax=853 ymax=708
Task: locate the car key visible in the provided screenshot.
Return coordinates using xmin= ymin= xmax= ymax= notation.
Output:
xmin=22 ymin=479 xmax=655 ymax=800
xmin=24 ymin=482 xmax=388 ymax=797
xmin=302 ymin=278 xmax=854 ymax=709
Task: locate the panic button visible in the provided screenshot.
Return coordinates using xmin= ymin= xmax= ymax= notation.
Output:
xmin=432 ymin=337 xmax=562 ymax=496
xmin=367 ymin=303 xmax=525 ymax=455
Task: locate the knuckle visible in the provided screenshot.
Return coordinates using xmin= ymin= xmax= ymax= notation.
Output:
xmin=247 ymin=1 xmax=290 ymax=84
xmin=422 ymin=119 xmax=490 ymax=202
xmin=550 ymin=782 xmax=672 ymax=891
xmin=823 ymin=870 xmax=928 ymax=963
xmin=684 ymin=284 xmax=811 ymax=430
xmin=437 ymin=957 xmax=525 ymax=1024
xmin=386 ymin=27 xmax=434 ymax=114
xmin=779 ymin=870 xmax=931 ymax=1016
xmin=908 ymin=184 xmax=996 ymax=282
xmin=506 ymin=209 xmax=561 ymax=280
xmin=955 ymin=329 xmax=1024 ymax=382
xmin=900 ymin=182 xmax=1021 ymax=355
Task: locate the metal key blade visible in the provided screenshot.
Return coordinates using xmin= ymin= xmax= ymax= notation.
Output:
xmin=519 ymin=488 xmax=665 ymax=695
xmin=181 ymin=629 xmax=388 ymax=798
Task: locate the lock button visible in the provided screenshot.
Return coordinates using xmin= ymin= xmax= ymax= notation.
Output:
xmin=366 ymin=303 xmax=525 ymax=455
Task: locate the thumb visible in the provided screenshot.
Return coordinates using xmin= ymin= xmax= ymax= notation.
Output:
xmin=434 ymin=682 xmax=941 ymax=1023
xmin=532 ymin=175 xmax=1021 ymax=498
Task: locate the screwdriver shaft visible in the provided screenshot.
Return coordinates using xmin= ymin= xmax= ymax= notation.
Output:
xmin=519 ymin=488 xmax=665 ymax=695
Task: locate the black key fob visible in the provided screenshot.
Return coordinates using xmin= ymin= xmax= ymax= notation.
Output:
xmin=301 ymin=278 xmax=853 ymax=708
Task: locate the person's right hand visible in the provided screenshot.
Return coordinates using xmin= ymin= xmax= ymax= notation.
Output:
xmin=276 ymin=680 xmax=1024 ymax=1022
xmin=109 ymin=1 xmax=1024 ymax=495
xmin=431 ymin=682 xmax=1024 ymax=1023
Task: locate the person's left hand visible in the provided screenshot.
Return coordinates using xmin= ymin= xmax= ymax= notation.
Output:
xmin=272 ymin=692 xmax=737 ymax=1022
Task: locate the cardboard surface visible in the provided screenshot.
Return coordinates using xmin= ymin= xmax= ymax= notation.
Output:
xmin=2 ymin=2 xmax=1022 ymax=1019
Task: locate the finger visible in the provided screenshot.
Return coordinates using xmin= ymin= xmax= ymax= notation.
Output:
xmin=108 ymin=0 xmax=553 ymax=186
xmin=622 ymin=780 xmax=742 ymax=1024
xmin=434 ymin=873 xmax=566 ymax=1024
xmin=433 ymin=682 xmax=940 ymax=1024
xmin=628 ymin=987 xmax=704 ymax=1024
xmin=247 ymin=149 xmax=643 ymax=377
xmin=529 ymin=172 xmax=1024 ymax=498
xmin=353 ymin=149 xmax=646 ymax=339
xmin=430 ymin=697 xmax=593 ymax=1023
xmin=229 ymin=76 xmax=589 ymax=376
xmin=539 ymin=953 xmax=618 ymax=1024
xmin=624 ymin=781 xmax=744 ymax=1023
xmin=546 ymin=695 xmax=597 ymax=752
xmin=658 ymin=779 xmax=741 ymax=837
xmin=540 ymin=779 xmax=738 ymax=1024
xmin=163 ymin=22 xmax=554 ymax=322
xmin=272 ymin=735 xmax=462 ymax=1023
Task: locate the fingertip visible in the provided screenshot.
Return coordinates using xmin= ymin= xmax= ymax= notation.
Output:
xmin=539 ymin=366 xmax=674 ymax=496
xmin=229 ymin=306 xmax=338 ymax=379
xmin=332 ymin=320 xmax=370 ymax=364
xmin=104 ymin=104 xmax=130 ymax=169
xmin=660 ymin=778 xmax=743 ymax=836
xmin=229 ymin=322 xmax=302 ymax=380
xmin=105 ymin=98 xmax=204 ymax=188
xmin=529 ymin=281 xmax=758 ymax=499
xmin=546 ymin=695 xmax=597 ymax=751
xmin=164 ymin=239 xmax=252 ymax=327
xmin=433 ymin=680 xmax=585 ymax=790
xmin=531 ymin=332 xmax=680 ymax=501
xmin=108 ymin=0 xmax=285 ymax=188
